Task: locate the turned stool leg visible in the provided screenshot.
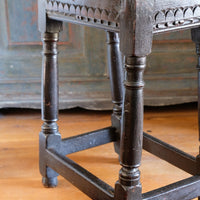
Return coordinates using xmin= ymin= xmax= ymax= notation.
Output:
xmin=191 ymin=28 xmax=200 ymax=200
xmin=112 ymin=0 xmax=153 ymax=198
xmin=192 ymin=28 xmax=200 ymax=146
xmin=114 ymin=56 xmax=146 ymax=200
xmin=106 ymin=31 xmax=123 ymax=155
xmin=39 ymin=29 xmax=62 ymax=188
xmin=197 ymin=44 xmax=200 ymax=200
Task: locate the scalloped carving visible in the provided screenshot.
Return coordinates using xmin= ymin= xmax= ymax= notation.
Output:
xmin=81 ymin=6 xmax=88 ymax=17
xmin=47 ymin=1 xmax=53 ymax=10
xmin=194 ymin=6 xmax=200 ymax=17
xmin=166 ymin=10 xmax=174 ymax=22
xmin=155 ymin=11 xmax=165 ymax=23
xmin=45 ymin=0 xmax=119 ymax=28
xmin=184 ymin=8 xmax=193 ymax=18
xmin=53 ymin=1 xmax=58 ymax=11
xmin=154 ymin=5 xmax=200 ymax=31
xmin=63 ymin=4 xmax=69 ymax=14
xmin=58 ymin=2 xmax=64 ymax=12
xmin=108 ymin=12 xmax=116 ymax=22
xmin=69 ymin=5 xmax=76 ymax=15
xmin=76 ymin=6 xmax=81 ymax=16
xmin=94 ymin=8 xmax=101 ymax=19
xmin=175 ymin=9 xmax=183 ymax=21
xmin=101 ymin=9 xmax=108 ymax=21
xmin=88 ymin=8 xmax=94 ymax=18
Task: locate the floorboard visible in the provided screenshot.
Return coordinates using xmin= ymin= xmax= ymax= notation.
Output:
xmin=0 ymin=104 xmax=198 ymax=199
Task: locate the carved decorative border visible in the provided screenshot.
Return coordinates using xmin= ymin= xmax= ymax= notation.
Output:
xmin=46 ymin=0 xmax=119 ymax=29
xmin=154 ymin=5 xmax=200 ymax=31
xmin=46 ymin=1 xmax=200 ymax=34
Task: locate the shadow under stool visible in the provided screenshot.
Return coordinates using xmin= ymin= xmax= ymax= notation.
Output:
xmin=38 ymin=0 xmax=200 ymax=199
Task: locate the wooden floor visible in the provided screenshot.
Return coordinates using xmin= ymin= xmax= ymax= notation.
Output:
xmin=0 ymin=103 xmax=199 ymax=199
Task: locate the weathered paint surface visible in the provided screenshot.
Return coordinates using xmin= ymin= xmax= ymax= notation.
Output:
xmin=0 ymin=0 xmax=198 ymax=109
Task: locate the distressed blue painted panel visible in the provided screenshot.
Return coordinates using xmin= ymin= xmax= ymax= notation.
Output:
xmin=154 ymin=30 xmax=191 ymax=41
xmin=6 ymin=0 xmax=69 ymax=44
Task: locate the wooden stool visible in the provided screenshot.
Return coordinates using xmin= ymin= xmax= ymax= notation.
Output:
xmin=38 ymin=0 xmax=200 ymax=199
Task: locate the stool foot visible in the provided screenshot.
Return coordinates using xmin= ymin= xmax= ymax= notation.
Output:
xmin=42 ymin=177 xmax=58 ymax=188
xmin=115 ymin=180 xmax=141 ymax=200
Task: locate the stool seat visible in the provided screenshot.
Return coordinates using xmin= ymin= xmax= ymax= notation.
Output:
xmin=43 ymin=0 xmax=120 ymax=32
xmin=38 ymin=0 xmax=200 ymax=199
xmin=43 ymin=1 xmax=200 ymax=33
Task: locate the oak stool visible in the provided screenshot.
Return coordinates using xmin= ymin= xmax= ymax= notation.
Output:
xmin=38 ymin=0 xmax=200 ymax=199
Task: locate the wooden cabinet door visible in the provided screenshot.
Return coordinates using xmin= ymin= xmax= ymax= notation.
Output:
xmin=0 ymin=0 xmax=198 ymax=109
xmin=145 ymin=31 xmax=197 ymax=106
xmin=0 ymin=0 xmax=111 ymax=109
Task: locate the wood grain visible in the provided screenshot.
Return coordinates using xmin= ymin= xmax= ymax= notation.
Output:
xmin=0 ymin=104 xmax=198 ymax=199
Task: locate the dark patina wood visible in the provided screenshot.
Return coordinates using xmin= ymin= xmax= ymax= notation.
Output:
xmin=191 ymin=28 xmax=200 ymax=138
xmin=106 ymin=31 xmax=123 ymax=154
xmin=39 ymin=23 xmax=62 ymax=187
xmin=38 ymin=0 xmax=200 ymax=199
xmin=143 ymin=131 xmax=197 ymax=175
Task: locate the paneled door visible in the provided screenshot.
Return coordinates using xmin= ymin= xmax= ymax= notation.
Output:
xmin=0 ymin=0 xmax=111 ymax=109
xmin=146 ymin=31 xmax=198 ymax=106
xmin=0 ymin=0 xmax=198 ymax=109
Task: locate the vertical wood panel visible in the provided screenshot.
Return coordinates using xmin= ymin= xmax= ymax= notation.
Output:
xmin=0 ymin=0 xmax=198 ymax=108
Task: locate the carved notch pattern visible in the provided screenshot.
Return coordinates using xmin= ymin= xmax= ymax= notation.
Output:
xmin=154 ymin=5 xmax=200 ymax=30
xmin=46 ymin=0 xmax=119 ymax=28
